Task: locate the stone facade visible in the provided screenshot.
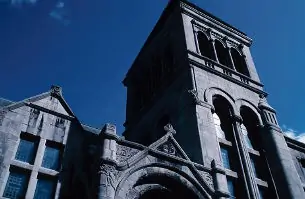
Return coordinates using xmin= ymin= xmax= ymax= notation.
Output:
xmin=1 ymin=0 xmax=305 ymax=199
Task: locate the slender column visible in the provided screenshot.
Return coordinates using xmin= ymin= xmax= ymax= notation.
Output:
xmin=211 ymin=40 xmax=219 ymax=63
xmin=231 ymin=115 xmax=257 ymax=199
xmin=228 ymin=48 xmax=236 ymax=71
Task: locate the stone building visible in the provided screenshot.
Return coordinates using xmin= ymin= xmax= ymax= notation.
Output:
xmin=1 ymin=0 xmax=305 ymax=199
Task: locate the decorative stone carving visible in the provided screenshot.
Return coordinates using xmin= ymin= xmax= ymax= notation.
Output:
xmin=99 ymin=164 xmax=118 ymax=189
xmin=164 ymin=123 xmax=176 ymax=135
xmin=50 ymin=85 xmax=62 ymax=96
xmin=28 ymin=108 xmax=40 ymax=128
xmin=199 ymin=170 xmax=214 ymax=189
xmin=116 ymin=145 xmax=139 ymax=162
xmin=188 ymin=89 xmax=201 ymax=105
xmin=158 ymin=141 xmax=176 ymax=155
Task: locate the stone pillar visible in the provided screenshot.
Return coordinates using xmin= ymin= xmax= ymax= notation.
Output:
xmin=211 ymin=40 xmax=219 ymax=63
xmin=228 ymin=48 xmax=236 ymax=71
xmin=231 ymin=115 xmax=256 ymax=199
xmin=211 ymin=160 xmax=230 ymax=199
xmin=99 ymin=123 xmax=117 ymax=199
xmin=258 ymin=96 xmax=305 ymax=199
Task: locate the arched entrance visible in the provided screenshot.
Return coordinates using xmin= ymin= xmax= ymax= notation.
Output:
xmin=115 ymin=165 xmax=209 ymax=199
xmin=136 ymin=173 xmax=200 ymax=199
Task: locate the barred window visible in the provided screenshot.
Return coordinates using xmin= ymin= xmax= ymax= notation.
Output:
xmin=15 ymin=133 xmax=39 ymax=164
xmin=34 ymin=176 xmax=56 ymax=199
xmin=3 ymin=169 xmax=29 ymax=199
xmin=41 ymin=141 xmax=62 ymax=170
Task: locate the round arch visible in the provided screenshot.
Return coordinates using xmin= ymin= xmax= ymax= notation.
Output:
xmin=235 ymin=98 xmax=263 ymax=125
xmin=197 ymin=31 xmax=214 ymax=60
xmin=115 ymin=164 xmax=211 ymax=199
xmin=204 ymin=87 xmax=238 ymax=115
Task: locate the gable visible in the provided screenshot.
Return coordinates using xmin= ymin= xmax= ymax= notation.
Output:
xmin=32 ymin=96 xmax=71 ymax=116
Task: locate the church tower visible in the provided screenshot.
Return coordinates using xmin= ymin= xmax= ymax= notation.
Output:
xmin=123 ymin=1 xmax=304 ymax=198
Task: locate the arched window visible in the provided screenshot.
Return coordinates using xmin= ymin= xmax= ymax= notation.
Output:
xmin=213 ymin=95 xmax=247 ymax=198
xmin=240 ymin=106 xmax=261 ymax=150
xmin=213 ymin=113 xmax=226 ymax=139
xmin=215 ymin=40 xmax=232 ymax=69
xmin=231 ymin=48 xmax=250 ymax=77
xmin=240 ymin=106 xmax=276 ymax=198
xmin=197 ymin=32 xmax=214 ymax=60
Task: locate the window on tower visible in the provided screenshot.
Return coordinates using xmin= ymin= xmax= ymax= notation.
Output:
xmin=231 ymin=48 xmax=250 ymax=77
xmin=197 ymin=32 xmax=214 ymax=60
xmin=214 ymin=40 xmax=232 ymax=69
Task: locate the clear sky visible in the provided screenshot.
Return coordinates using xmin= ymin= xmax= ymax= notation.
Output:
xmin=1 ymin=0 xmax=305 ymax=137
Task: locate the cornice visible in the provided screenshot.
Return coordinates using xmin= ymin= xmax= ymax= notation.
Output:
xmin=181 ymin=2 xmax=252 ymax=46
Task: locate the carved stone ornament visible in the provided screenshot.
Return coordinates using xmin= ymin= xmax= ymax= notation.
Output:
xmin=50 ymin=85 xmax=62 ymax=96
xmin=158 ymin=141 xmax=176 ymax=156
xmin=199 ymin=170 xmax=214 ymax=189
xmin=164 ymin=123 xmax=176 ymax=135
xmin=188 ymin=89 xmax=201 ymax=105
xmin=99 ymin=164 xmax=118 ymax=189
xmin=116 ymin=145 xmax=139 ymax=162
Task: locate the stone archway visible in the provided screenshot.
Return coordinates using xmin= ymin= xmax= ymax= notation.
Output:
xmin=115 ymin=165 xmax=210 ymax=199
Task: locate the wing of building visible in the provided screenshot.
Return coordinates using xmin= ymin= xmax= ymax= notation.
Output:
xmin=1 ymin=0 xmax=305 ymax=199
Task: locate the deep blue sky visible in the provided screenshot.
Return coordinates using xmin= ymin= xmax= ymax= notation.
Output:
xmin=1 ymin=0 xmax=304 ymax=135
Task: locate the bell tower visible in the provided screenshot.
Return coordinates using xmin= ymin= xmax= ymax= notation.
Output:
xmin=123 ymin=1 xmax=305 ymax=198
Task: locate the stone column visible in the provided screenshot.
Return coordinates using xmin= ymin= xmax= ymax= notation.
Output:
xmin=228 ymin=48 xmax=236 ymax=71
xmin=211 ymin=160 xmax=230 ymax=199
xmin=211 ymin=40 xmax=219 ymax=63
xmin=258 ymin=96 xmax=305 ymax=199
xmin=98 ymin=123 xmax=118 ymax=199
xmin=231 ymin=115 xmax=257 ymax=199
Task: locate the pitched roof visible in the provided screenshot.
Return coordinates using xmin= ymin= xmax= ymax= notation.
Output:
xmin=2 ymin=85 xmax=75 ymax=117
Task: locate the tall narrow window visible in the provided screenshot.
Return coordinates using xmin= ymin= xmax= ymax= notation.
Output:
xmin=197 ymin=32 xmax=214 ymax=60
xmin=241 ymin=124 xmax=253 ymax=149
xmin=34 ymin=176 xmax=57 ymax=199
xmin=231 ymin=48 xmax=250 ymax=77
xmin=250 ymin=156 xmax=258 ymax=178
xmin=227 ymin=179 xmax=235 ymax=199
xmin=3 ymin=169 xmax=29 ymax=199
xmin=215 ymin=40 xmax=232 ymax=69
xmin=220 ymin=146 xmax=231 ymax=169
xmin=213 ymin=113 xmax=226 ymax=139
xmin=15 ymin=133 xmax=39 ymax=164
xmin=42 ymin=141 xmax=62 ymax=171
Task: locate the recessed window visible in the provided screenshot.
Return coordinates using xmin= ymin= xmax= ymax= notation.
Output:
xmin=258 ymin=186 xmax=266 ymax=199
xmin=220 ymin=146 xmax=231 ymax=170
xmin=227 ymin=178 xmax=235 ymax=198
xmin=250 ymin=156 xmax=258 ymax=178
xmin=3 ymin=168 xmax=30 ymax=199
xmin=213 ymin=113 xmax=226 ymax=139
xmin=42 ymin=141 xmax=62 ymax=171
xmin=34 ymin=176 xmax=57 ymax=199
xmin=15 ymin=133 xmax=39 ymax=164
xmin=241 ymin=124 xmax=253 ymax=149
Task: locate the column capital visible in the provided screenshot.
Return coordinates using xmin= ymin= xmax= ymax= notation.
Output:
xmin=231 ymin=114 xmax=243 ymax=123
